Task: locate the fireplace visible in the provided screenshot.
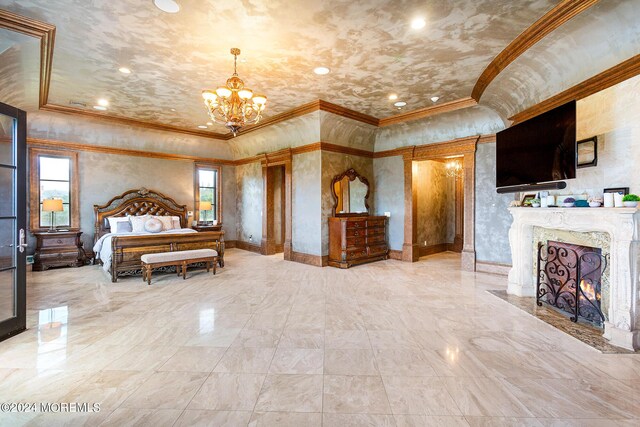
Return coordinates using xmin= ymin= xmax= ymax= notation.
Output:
xmin=536 ymin=241 xmax=606 ymax=327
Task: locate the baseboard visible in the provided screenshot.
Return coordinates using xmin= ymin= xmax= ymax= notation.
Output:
xmin=446 ymin=242 xmax=462 ymax=253
xmin=225 ymin=240 xmax=237 ymax=249
xmin=388 ymin=249 xmax=402 ymax=260
xmin=290 ymin=251 xmax=328 ymax=267
xmin=476 ymin=261 xmax=511 ymax=276
xmin=419 ymin=243 xmax=448 ymax=257
xmin=235 ymin=240 xmax=262 ymax=254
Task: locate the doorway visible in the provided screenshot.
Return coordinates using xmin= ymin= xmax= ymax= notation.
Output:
xmin=413 ymin=158 xmax=464 ymax=257
xmin=261 ymin=153 xmax=292 ymax=259
xmin=0 ymin=102 xmax=27 ymax=342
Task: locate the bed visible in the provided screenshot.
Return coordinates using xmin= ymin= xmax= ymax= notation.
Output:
xmin=92 ymin=187 xmax=224 ymax=282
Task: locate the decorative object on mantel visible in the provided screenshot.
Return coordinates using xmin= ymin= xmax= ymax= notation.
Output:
xmin=622 ymin=194 xmax=639 ymax=208
xmin=509 ymin=200 xmax=522 ymax=207
xmin=614 ymin=192 xmax=624 ymax=208
xmin=562 ymin=197 xmax=575 ymax=208
xmin=577 ymin=136 xmax=598 ymax=168
xmin=604 ymin=187 xmax=629 ymax=195
xmin=574 ymin=200 xmax=589 ymax=208
xmin=201 ymin=48 xmax=267 ymax=136
xmin=521 ymin=193 xmax=537 ymax=207
xmin=531 ymin=198 xmax=541 ymax=208
xmin=588 ymin=196 xmax=602 ymax=208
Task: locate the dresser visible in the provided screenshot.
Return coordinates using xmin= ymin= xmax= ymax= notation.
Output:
xmin=32 ymin=230 xmax=87 ymax=271
xmin=328 ymin=216 xmax=389 ymax=268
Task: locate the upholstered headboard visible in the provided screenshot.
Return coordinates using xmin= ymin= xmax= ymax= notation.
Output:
xmin=93 ymin=187 xmax=189 ymax=240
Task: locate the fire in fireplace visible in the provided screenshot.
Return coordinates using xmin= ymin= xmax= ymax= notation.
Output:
xmin=536 ymin=241 xmax=606 ymax=327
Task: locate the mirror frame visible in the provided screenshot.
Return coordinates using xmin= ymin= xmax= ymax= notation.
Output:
xmin=331 ymin=168 xmax=370 ymax=217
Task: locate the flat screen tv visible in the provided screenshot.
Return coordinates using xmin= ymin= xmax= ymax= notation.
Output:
xmin=496 ymin=101 xmax=576 ymax=189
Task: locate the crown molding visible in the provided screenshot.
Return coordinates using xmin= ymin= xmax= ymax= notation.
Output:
xmin=378 ymin=97 xmax=478 ymax=127
xmin=40 ymin=104 xmax=228 ymax=139
xmin=373 ymin=134 xmax=491 ymax=159
xmin=509 ymin=54 xmax=640 ymax=124
xmin=0 ymin=9 xmax=56 ymax=108
xmin=472 ymin=0 xmax=600 ymax=102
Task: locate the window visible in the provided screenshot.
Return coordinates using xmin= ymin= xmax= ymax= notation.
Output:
xmin=29 ymin=148 xmax=79 ymax=231
xmin=194 ymin=163 xmax=222 ymax=223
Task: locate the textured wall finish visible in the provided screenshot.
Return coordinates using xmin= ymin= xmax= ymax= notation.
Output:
xmin=415 ymin=161 xmax=454 ymax=248
xmin=221 ymin=165 xmax=237 ymax=241
xmin=27 ymin=111 xmax=233 ymax=160
xmin=0 ymin=0 xmax=557 ymax=131
xmin=292 ymin=151 xmax=322 ymax=256
xmin=273 ymin=166 xmax=284 ymax=246
xmin=319 ymin=111 xmax=376 ymax=151
xmin=320 ymin=151 xmax=374 ymax=255
xmin=373 ymin=156 xmax=404 ymax=251
xmin=0 ymin=28 xmax=40 ymax=111
xmin=374 ymin=105 xmax=505 ymax=152
xmin=475 ymin=143 xmax=514 ymax=264
xmin=483 ymin=0 xmax=640 ymax=119
xmin=235 ymin=162 xmax=263 ymax=245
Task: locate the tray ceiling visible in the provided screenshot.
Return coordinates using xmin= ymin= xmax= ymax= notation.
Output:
xmin=0 ymin=0 xmax=559 ymax=133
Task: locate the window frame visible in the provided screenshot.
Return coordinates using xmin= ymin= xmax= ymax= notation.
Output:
xmin=29 ymin=147 xmax=80 ymax=231
xmin=194 ymin=163 xmax=222 ymax=224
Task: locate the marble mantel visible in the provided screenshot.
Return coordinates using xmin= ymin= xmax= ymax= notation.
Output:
xmin=507 ymin=207 xmax=640 ymax=350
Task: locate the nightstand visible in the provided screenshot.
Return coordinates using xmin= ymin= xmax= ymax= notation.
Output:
xmin=32 ymin=230 xmax=87 ymax=271
xmin=191 ymin=224 xmax=223 ymax=232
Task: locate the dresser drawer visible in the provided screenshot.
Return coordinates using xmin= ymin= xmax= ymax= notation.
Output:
xmin=366 ymin=227 xmax=385 ymax=236
xmin=366 ymin=234 xmax=386 ymax=245
xmin=345 ymin=247 xmax=368 ymax=260
xmin=345 ymin=220 xmax=366 ymax=230
xmin=345 ymin=236 xmax=366 ymax=248
xmin=368 ymin=244 xmax=388 ymax=256
xmin=367 ymin=218 xmax=386 ymax=228
xmin=42 ymin=236 xmax=77 ymax=248
xmin=346 ymin=228 xmax=367 ymax=238
xmin=38 ymin=251 xmax=78 ymax=262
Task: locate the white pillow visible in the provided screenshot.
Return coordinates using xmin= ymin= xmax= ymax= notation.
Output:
xmin=144 ymin=218 xmax=163 ymax=233
xmin=129 ymin=215 xmax=150 ymax=233
xmin=171 ymin=216 xmax=182 ymax=229
xmin=107 ymin=216 xmax=130 ymax=232
xmin=155 ymin=216 xmax=174 ymax=231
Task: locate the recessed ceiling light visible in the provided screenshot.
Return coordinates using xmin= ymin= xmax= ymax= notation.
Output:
xmin=394 ymin=101 xmax=407 ymax=107
xmin=388 ymin=94 xmax=398 ymax=101
xmin=118 ymin=67 xmax=131 ymax=74
xmin=206 ymin=122 xmax=213 ymax=126
xmin=93 ymin=105 xmax=107 ymax=111
xmin=430 ymin=96 xmax=440 ymax=103
xmin=313 ymin=66 xmax=330 ymax=75
xmin=411 ymin=17 xmax=426 ymax=29
xmin=153 ymin=0 xmax=180 ymax=13
xmin=97 ymin=99 xmax=109 ymax=107
xmin=197 ymin=125 xmax=208 ymax=129
xmin=170 ymin=108 xmax=176 ymax=112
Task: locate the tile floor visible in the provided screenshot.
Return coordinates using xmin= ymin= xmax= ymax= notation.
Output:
xmin=0 ymin=249 xmax=639 ymax=426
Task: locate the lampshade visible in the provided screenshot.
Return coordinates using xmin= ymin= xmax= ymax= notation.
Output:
xmin=199 ymin=201 xmax=212 ymax=211
xmin=43 ymin=199 xmax=63 ymax=212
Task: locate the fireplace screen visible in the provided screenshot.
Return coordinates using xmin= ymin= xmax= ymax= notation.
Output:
xmin=536 ymin=241 xmax=606 ymax=327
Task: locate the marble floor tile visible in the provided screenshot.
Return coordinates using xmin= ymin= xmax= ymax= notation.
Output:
xmin=254 ymin=374 xmax=323 ymax=412
xmin=3 ymin=250 xmax=636 ymax=425
xmin=120 ymin=371 xmax=208 ymax=409
xmin=323 ymin=375 xmax=391 ymax=414
xmin=269 ymin=348 xmax=324 ymax=374
xmin=188 ymin=372 xmax=266 ymax=411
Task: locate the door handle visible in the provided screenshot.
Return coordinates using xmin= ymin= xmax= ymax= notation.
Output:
xmin=18 ymin=229 xmax=27 ymax=253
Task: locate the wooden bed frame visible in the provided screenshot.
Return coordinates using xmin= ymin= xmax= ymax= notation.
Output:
xmin=93 ymin=187 xmax=225 ymax=282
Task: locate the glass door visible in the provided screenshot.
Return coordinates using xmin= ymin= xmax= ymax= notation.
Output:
xmin=0 ymin=102 xmax=27 ymax=341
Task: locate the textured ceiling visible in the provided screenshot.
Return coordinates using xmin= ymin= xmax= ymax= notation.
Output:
xmin=0 ymin=0 xmax=559 ymax=133
xmin=0 ymin=28 xmax=40 ymax=111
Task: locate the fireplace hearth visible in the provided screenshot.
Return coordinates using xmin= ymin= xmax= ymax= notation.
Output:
xmin=536 ymin=241 xmax=607 ymax=327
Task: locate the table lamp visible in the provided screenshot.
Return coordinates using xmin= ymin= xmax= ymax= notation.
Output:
xmin=43 ymin=198 xmax=63 ymax=232
xmin=199 ymin=201 xmax=212 ymax=225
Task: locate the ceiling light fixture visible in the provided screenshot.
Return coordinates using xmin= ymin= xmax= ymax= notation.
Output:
xmin=411 ymin=17 xmax=426 ymax=29
xmin=93 ymin=105 xmax=107 ymax=111
xmin=445 ymin=159 xmax=463 ymax=178
xmin=202 ymin=48 xmax=267 ymax=136
xmin=97 ymin=99 xmax=109 ymax=107
xmin=388 ymin=94 xmax=398 ymax=101
xmin=313 ymin=67 xmax=331 ymax=75
xmin=431 ymin=96 xmax=440 ymax=103
xmin=153 ymin=0 xmax=180 ymax=13
xmin=394 ymin=101 xmax=407 ymax=107
xmin=197 ymin=125 xmax=208 ymax=129
xmin=118 ymin=67 xmax=131 ymax=74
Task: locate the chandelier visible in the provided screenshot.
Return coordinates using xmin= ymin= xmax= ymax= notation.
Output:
xmin=202 ymin=48 xmax=267 ymax=136
xmin=445 ymin=159 xmax=463 ymax=178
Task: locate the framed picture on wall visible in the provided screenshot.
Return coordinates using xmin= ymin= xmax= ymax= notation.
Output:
xmin=577 ymin=136 xmax=598 ymax=168
xmin=604 ymin=187 xmax=629 ymax=195
xmin=521 ymin=193 xmax=537 ymax=207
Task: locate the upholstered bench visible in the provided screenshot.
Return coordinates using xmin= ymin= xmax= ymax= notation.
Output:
xmin=140 ymin=249 xmax=218 ymax=285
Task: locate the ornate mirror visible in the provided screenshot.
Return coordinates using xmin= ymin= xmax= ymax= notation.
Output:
xmin=331 ymin=168 xmax=370 ymax=216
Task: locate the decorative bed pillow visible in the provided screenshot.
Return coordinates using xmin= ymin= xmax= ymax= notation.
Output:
xmin=144 ymin=218 xmax=163 ymax=233
xmin=155 ymin=215 xmax=175 ymax=231
xmin=129 ymin=215 xmax=150 ymax=233
xmin=107 ymin=216 xmax=130 ymax=232
xmin=115 ymin=221 xmax=133 ymax=233
xmin=171 ymin=216 xmax=182 ymax=229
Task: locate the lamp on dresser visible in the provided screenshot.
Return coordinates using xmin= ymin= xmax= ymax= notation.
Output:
xmin=42 ymin=198 xmax=63 ymax=232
